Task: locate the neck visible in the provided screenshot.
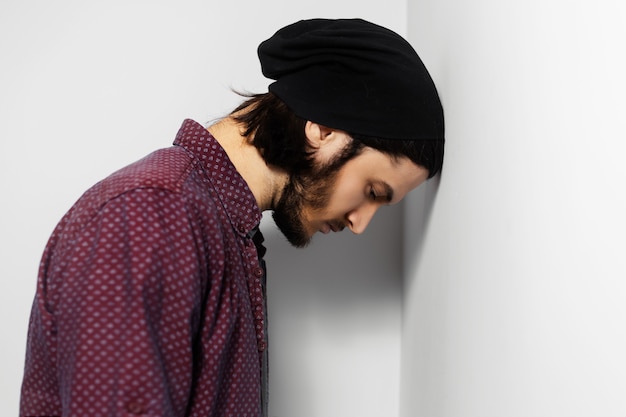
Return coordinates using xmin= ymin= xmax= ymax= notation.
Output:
xmin=207 ymin=117 xmax=287 ymax=211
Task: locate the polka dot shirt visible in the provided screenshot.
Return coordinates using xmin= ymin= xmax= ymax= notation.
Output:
xmin=20 ymin=120 xmax=268 ymax=417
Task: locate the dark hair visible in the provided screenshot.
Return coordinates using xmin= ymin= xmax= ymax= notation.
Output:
xmin=231 ymin=92 xmax=444 ymax=178
xmin=347 ymin=133 xmax=444 ymax=179
xmin=231 ymin=92 xmax=312 ymax=175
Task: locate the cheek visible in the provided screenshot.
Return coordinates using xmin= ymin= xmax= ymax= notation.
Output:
xmin=323 ymin=177 xmax=363 ymax=213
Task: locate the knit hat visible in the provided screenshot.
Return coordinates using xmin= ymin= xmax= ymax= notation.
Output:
xmin=258 ymin=18 xmax=444 ymax=142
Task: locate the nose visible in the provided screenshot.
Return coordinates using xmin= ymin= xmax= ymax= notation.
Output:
xmin=346 ymin=203 xmax=379 ymax=235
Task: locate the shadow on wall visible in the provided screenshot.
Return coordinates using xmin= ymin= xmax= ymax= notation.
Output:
xmin=261 ymin=202 xmax=404 ymax=416
xmin=262 ymin=201 xmax=404 ymax=319
xmin=403 ymin=175 xmax=441 ymax=289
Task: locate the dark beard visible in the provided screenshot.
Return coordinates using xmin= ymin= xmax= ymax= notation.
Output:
xmin=272 ymin=179 xmax=311 ymax=248
xmin=272 ymin=166 xmax=340 ymax=248
xmin=272 ymin=140 xmax=362 ymax=248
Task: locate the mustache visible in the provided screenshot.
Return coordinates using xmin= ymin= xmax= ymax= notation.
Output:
xmin=329 ymin=221 xmax=346 ymax=232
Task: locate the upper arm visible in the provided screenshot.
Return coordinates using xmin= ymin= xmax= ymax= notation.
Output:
xmin=53 ymin=187 xmax=205 ymax=415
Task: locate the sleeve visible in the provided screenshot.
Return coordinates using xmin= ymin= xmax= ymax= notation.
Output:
xmin=53 ymin=187 xmax=208 ymax=416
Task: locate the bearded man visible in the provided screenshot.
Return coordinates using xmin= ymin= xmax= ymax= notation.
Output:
xmin=20 ymin=18 xmax=444 ymax=417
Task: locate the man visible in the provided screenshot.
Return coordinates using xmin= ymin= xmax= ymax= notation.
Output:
xmin=20 ymin=18 xmax=444 ymax=417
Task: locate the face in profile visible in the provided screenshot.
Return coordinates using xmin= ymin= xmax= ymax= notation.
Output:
xmin=273 ymin=144 xmax=429 ymax=248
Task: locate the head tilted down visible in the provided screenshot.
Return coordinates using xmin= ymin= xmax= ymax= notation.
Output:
xmin=234 ymin=18 xmax=445 ymax=247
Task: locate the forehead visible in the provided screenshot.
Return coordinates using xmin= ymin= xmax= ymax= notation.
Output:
xmin=341 ymin=147 xmax=429 ymax=203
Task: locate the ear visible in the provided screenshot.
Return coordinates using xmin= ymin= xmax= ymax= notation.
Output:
xmin=304 ymin=121 xmax=335 ymax=150
xmin=304 ymin=121 xmax=353 ymax=165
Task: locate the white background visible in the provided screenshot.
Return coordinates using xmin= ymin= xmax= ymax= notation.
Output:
xmin=4 ymin=1 xmax=625 ymax=417
xmin=402 ymin=0 xmax=626 ymax=416
xmin=0 ymin=1 xmax=407 ymax=416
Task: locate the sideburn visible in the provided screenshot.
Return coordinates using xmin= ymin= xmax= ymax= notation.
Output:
xmin=298 ymin=139 xmax=364 ymax=210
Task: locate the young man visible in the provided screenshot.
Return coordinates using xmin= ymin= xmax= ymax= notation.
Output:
xmin=20 ymin=18 xmax=444 ymax=417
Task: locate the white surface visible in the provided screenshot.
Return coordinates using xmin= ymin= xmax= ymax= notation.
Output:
xmin=0 ymin=2 xmax=407 ymax=416
xmin=402 ymin=0 xmax=626 ymax=416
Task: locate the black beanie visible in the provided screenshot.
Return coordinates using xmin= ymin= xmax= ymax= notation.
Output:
xmin=258 ymin=18 xmax=444 ymax=142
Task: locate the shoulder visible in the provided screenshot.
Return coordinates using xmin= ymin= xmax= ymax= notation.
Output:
xmin=103 ymin=146 xmax=197 ymax=197
xmin=58 ymin=146 xmax=212 ymax=233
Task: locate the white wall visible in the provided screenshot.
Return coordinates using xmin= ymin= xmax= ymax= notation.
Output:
xmin=403 ymin=0 xmax=626 ymax=416
xmin=0 ymin=2 xmax=408 ymax=416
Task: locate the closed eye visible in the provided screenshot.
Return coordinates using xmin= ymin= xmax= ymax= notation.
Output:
xmin=369 ymin=188 xmax=378 ymax=200
xmin=369 ymin=182 xmax=394 ymax=203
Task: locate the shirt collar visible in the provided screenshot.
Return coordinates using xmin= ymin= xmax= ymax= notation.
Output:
xmin=173 ymin=119 xmax=262 ymax=236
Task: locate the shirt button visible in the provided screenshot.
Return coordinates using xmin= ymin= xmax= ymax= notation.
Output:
xmin=127 ymin=401 xmax=144 ymax=414
xmin=238 ymin=225 xmax=246 ymax=234
xmin=253 ymin=267 xmax=264 ymax=277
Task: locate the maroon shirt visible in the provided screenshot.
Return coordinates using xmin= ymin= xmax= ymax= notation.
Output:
xmin=20 ymin=120 xmax=267 ymax=416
